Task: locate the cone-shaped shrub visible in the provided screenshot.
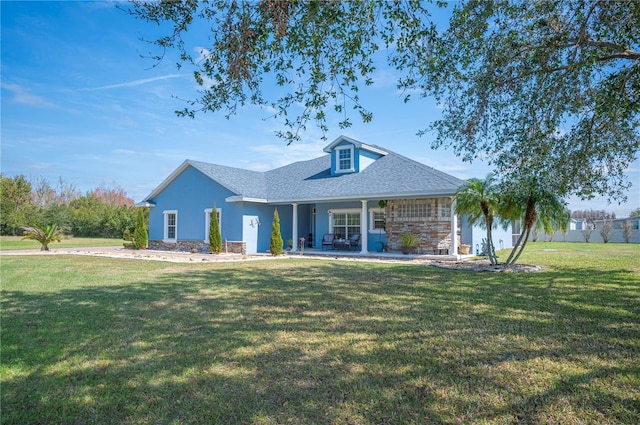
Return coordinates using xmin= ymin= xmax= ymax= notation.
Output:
xmin=133 ymin=208 xmax=148 ymax=249
xmin=209 ymin=203 xmax=222 ymax=254
xmin=270 ymin=208 xmax=283 ymax=256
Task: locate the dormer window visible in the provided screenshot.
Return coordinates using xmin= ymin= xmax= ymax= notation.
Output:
xmin=336 ymin=146 xmax=354 ymax=173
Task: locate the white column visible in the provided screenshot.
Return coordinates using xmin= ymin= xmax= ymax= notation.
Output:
xmin=360 ymin=200 xmax=368 ymax=254
xmin=450 ymin=198 xmax=458 ymax=257
xmin=291 ymin=203 xmax=299 ymax=252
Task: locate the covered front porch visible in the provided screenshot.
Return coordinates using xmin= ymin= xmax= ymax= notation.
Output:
xmin=285 ymin=197 xmax=464 ymax=257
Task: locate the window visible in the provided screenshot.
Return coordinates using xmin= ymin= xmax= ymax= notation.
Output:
xmin=396 ymin=200 xmax=432 ymax=220
xmin=369 ymin=208 xmax=386 ymax=233
xmin=512 ymin=219 xmax=522 ymax=246
xmin=204 ymin=208 xmax=222 ymax=242
xmin=336 ymin=146 xmax=354 ymax=172
xmin=163 ymin=210 xmax=177 ymax=242
xmin=330 ymin=210 xmax=360 ymax=239
xmin=440 ymin=200 xmax=451 ymax=218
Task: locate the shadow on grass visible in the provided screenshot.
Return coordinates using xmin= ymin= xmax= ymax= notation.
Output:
xmin=2 ymin=260 xmax=639 ymax=424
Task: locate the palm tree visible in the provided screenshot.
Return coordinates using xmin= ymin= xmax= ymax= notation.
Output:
xmin=21 ymin=224 xmax=64 ymax=251
xmin=454 ymin=174 xmax=501 ymax=265
xmin=500 ymin=176 xmax=567 ymax=265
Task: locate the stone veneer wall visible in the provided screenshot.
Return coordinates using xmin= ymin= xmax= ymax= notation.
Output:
xmin=384 ymin=198 xmax=459 ymax=254
xmin=148 ymin=240 xmax=247 ymax=255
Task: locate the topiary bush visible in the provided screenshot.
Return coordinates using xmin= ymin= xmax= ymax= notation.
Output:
xmin=133 ymin=208 xmax=148 ymax=249
xmin=270 ymin=209 xmax=283 ymax=256
xmin=209 ymin=203 xmax=222 ymax=254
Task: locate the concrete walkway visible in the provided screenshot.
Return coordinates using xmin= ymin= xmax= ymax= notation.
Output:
xmin=1 ymin=245 xmax=471 ymax=264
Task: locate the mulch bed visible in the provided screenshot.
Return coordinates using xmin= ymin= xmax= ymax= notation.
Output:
xmin=431 ymin=259 xmax=541 ymax=273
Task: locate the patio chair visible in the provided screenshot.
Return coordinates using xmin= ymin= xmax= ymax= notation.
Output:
xmin=345 ymin=233 xmax=360 ymax=251
xmin=321 ymin=234 xmax=335 ymax=250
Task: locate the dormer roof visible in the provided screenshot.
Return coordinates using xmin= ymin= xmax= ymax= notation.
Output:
xmin=322 ymin=135 xmax=388 ymax=156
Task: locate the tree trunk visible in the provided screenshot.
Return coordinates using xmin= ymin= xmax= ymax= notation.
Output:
xmin=486 ymin=216 xmax=498 ymax=265
xmin=506 ymin=200 xmax=536 ymax=265
xmin=509 ymin=227 xmax=531 ymax=265
xmin=505 ymin=227 xmax=527 ymax=264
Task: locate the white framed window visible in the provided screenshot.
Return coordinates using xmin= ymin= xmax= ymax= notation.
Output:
xmin=440 ymin=200 xmax=451 ymax=218
xmin=336 ymin=146 xmax=354 ymax=173
xmin=329 ymin=208 xmax=360 ymax=239
xmin=369 ymin=208 xmax=386 ymax=233
xmin=204 ymin=208 xmax=222 ymax=242
xmin=163 ymin=210 xmax=178 ymax=242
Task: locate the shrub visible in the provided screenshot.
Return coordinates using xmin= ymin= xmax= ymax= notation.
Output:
xmin=620 ymin=220 xmax=635 ymax=243
xmin=21 ymin=224 xmax=64 ymax=251
xmin=209 ymin=204 xmax=222 ymax=254
xmin=270 ymin=209 xmax=283 ymax=256
xmin=399 ymin=232 xmax=419 ymax=253
xmin=133 ymin=208 xmax=148 ymax=249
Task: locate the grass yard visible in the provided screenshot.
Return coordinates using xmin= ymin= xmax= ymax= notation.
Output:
xmin=1 ymin=243 xmax=639 ymax=424
xmin=0 ymin=236 xmax=123 ymax=251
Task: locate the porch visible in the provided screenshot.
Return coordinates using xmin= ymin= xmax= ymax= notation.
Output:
xmin=286 ymin=197 xmax=464 ymax=257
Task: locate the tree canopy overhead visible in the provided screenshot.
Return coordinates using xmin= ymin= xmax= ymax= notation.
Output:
xmin=126 ymin=0 xmax=639 ymax=202
xmin=428 ymin=0 xmax=639 ymax=202
xmin=126 ymin=0 xmax=439 ymax=139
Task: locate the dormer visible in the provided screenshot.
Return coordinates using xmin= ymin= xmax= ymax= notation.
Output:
xmin=323 ymin=136 xmax=388 ymax=176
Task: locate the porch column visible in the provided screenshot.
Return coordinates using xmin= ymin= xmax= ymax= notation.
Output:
xmin=360 ymin=200 xmax=368 ymax=254
xmin=450 ymin=198 xmax=458 ymax=257
xmin=291 ymin=203 xmax=299 ymax=252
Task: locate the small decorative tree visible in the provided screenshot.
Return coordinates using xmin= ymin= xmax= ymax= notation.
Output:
xmin=582 ymin=228 xmax=594 ymax=243
xmin=209 ymin=203 xmax=222 ymax=254
xmin=620 ymin=220 xmax=635 ymax=243
xmin=599 ymin=220 xmax=613 ymax=243
xmin=133 ymin=208 xmax=148 ymax=249
xmin=270 ymin=208 xmax=283 ymax=256
xmin=21 ymin=225 xmax=64 ymax=251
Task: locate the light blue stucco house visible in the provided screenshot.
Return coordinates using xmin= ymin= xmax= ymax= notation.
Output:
xmin=137 ymin=136 xmax=514 ymax=256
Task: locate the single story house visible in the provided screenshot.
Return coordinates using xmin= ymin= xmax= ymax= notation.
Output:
xmin=137 ymin=136 xmax=513 ymax=256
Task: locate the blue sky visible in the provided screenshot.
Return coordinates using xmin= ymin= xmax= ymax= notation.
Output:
xmin=2 ymin=1 xmax=638 ymax=216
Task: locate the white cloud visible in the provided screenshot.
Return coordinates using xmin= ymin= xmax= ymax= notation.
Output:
xmin=80 ymin=74 xmax=187 ymax=91
xmin=1 ymin=83 xmax=58 ymax=108
xmin=113 ymin=149 xmax=137 ymax=155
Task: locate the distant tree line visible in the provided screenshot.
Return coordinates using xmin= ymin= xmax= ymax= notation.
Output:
xmin=0 ymin=174 xmax=138 ymax=238
xmin=570 ymin=209 xmax=617 ymax=223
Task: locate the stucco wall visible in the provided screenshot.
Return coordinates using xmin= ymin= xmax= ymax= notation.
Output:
xmin=147 ymin=165 xmax=239 ymax=242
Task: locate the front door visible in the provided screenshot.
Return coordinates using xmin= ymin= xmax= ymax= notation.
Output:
xmin=242 ymin=215 xmax=260 ymax=254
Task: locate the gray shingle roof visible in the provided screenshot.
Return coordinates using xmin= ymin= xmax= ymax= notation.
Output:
xmin=187 ymin=160 xmax=267 ymax=199
xmin=264 ymin=151 xmax=465 ymax=202
xmin=145 ymin=145 xmax=466 ymax=203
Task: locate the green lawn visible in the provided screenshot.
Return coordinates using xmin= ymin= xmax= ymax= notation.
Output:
xmin=0 ymin=236 xmax=123 ymax=251
xmin=1 ymin=243 xmax=639 ymax=424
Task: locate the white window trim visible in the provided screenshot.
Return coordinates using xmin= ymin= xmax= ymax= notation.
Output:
xmin=369 ymin=208 xmax=386 ymax=234
xmin=163 ymin=210 xmax=178 ymax=243
xmin=204 ymin=208 xmax=222 ymax=242
xmin=439 ymin=199 xmax=452 ymax=218
xmin=335 ymin=146 xmax=355 ymax=173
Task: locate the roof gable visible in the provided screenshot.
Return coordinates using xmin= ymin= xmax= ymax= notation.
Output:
xmin=143 ymin=159 xmax=266 ymax=202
